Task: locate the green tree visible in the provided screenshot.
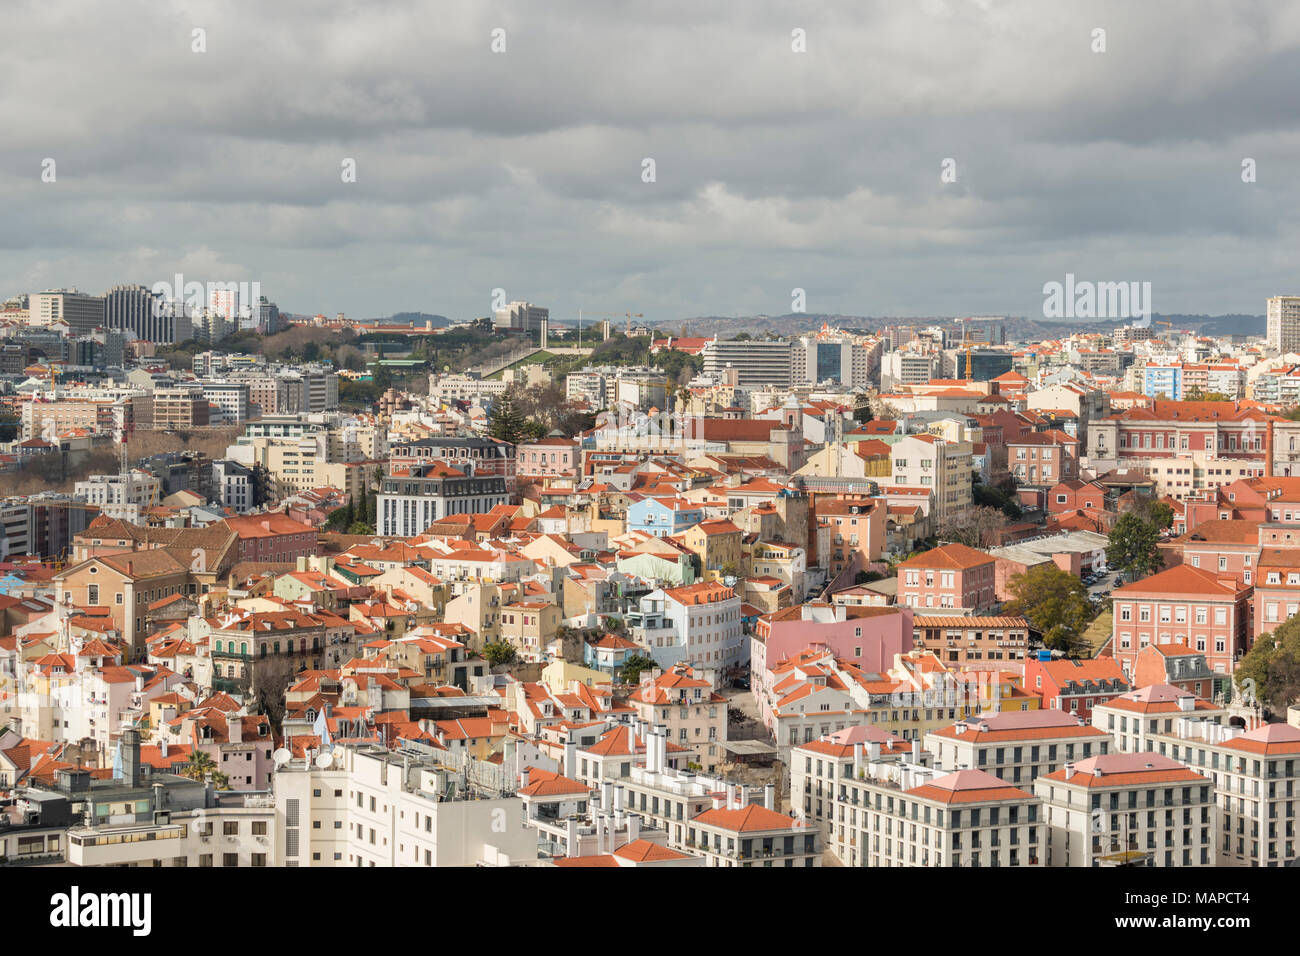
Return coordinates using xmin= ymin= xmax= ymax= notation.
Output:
xmin=1002 ymin=564 xmax=1095 ymax=651
xmin=1106 ymin=512 xmax=1165 ymax=579
xmin=619 ymin=653 xmax=658 ymax=685
xmin=1235 ymin=616 xmax=1300 ymax=712
xmin=481 ymin=639 xmax=517 ymax=667
xmin=181 ymin=751 xmax=230 ymax=789
xmin=487 ymin=385 xmax=530 ymax=444
xmin=1147 ymin=501 xmax=1174 ymax=531
xmin=324 ymin=501 xmax=354 ymax=531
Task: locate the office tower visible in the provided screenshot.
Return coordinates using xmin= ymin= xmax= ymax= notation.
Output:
xmin=103 ymin=283 xmax=193 ymax=344
xmin=29 ymin=289 xmax=105 ymax=335
xmin=493 ymin=300 xmax=549 ymax=334
xmin=1266 ymin=296 xmax=1300 ymax=353
xmin=702 ymin=338 xmax=793 ymax=387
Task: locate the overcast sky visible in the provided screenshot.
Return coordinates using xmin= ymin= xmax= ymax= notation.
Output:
xmin=3 ymin=0 xmax=1299 ymax=324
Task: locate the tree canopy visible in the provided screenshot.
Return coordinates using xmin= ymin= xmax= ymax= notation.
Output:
xmin=619 ymin=654 xmax=658 ymax=685
xmin=487 ymin=386 xmax=533 ymax=444
xmin=1002 ymin=563 xmax=1096 ymax=651
xmin=938 ymin=505 xmax=1010 ymax=548
xmin=1106 ymin=512 xmax=1165 ymax=579
xmin=1236 ymin=616 xmax=1300 ymax=712
xmin=481 ymin=640 xmax=517 ymax=667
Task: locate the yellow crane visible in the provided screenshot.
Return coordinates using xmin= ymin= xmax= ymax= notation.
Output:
xmin=959 ymin=319 xmax=973 ymax=380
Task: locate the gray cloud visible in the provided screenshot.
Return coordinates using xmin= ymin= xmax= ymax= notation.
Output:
xmin=2 ymin=0 xmax=1299 ymax=323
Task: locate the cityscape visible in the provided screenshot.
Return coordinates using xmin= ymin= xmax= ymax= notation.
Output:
xmin=1 ymin=296 xmax=1298 ymax=881
xmin=2 ymin=0 xmax=1295 ymax=936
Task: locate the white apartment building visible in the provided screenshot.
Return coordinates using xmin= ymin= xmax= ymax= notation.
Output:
xmin=616 ymin=727 xmax=821 ymax=866
xmin=212 ymin=459 xmax=254 ymax=513
xmin=430 ymin=374 xmax=510 ymax=406
xmin=1147 ymin=718 xmax=1300 ymax=866
xmin=852 ymin=760 xmax=1044 ymax=868
xmin=34 ymin=733 xmax=278 ymax=868
xmin=1035 ymin=752 xmax=1216 ymax=867
xmin=199 ymin=381 xmax=251 ymax=423
xmin=630 ymin=580 xmax=746 ymax=671
xmin=73 ymin=471 xmax=162 ymax=519
xmin=925 ymin=710 xmax=1115 ymax=788
xmin=1267 ymin=296 xmax=1300 ymax=353
xmin=274 ymin=744 xmax=539 ymax=867
xmin=882 ymin=349 xmax=938 ymax=389
xmin=790 ymin=725 xmax=917 ymax=863
xmin=1092 ymin=684 xmax=1229 ymax=754
xmin=494 ymin=300 xmax=548 ymax=334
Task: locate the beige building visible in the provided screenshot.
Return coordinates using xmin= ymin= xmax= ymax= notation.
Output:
xmin=499 ymin=599 xmax=561 ymax=662
xmin=630 ymin=664 xmax=728 ymax=772
xmin=889 ymin=433 xmax=972 ymax=520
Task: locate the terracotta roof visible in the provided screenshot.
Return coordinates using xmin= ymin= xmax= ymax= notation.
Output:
xmin=896 ymin=543 xmax=994 ymax=571
xmin=691 ymin=803 xmax=801 ymax=833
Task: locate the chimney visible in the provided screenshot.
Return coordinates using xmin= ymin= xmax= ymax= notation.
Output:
xmin=160 ymin=738 xmax=168 ymax=758
xmin=121 ymin=728 xmax=143 ymax=788
xmin=910 ymin=740 xmax=921 ymax=764
xmin=1064 ymin=762 xmax=1075 ymax=780
xmin=152 ymin=782 xmax=165 ymax=813
xmin=853 ymin=742 xmax=864 ymax=779
xmin=566 ymin=817 xmax=578 ymax=857
xmin=627 ymin=813 xmax=641 ymax=843
xmin=520 ymin=768 xmax=531 ymax=789
xmin=227 ymin=714 xmax=243 ymax=744
xmin=868 ymin=740 xmax=881 ymax=761
xmin=711 ymin=794 xmax=724 ymax=810
xmin=564 ymin=739 xmax=577 ymax=777
xmin=763 ymin=784 xmax=775 ymax=810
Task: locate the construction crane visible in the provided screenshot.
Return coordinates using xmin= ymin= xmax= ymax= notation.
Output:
xmin=959 ymin=319 xmax=973 ymax=380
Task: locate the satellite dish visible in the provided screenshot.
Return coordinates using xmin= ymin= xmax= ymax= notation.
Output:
xmin=272 ymin=748 xmax=292 ymax=766
xmin=315 ymin=752 xmax=334 ymax=769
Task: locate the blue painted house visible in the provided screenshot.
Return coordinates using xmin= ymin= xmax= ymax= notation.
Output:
xmin=627 ymin=496 xmax=704 ymax=538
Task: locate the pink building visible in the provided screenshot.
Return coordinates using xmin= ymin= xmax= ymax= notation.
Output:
xmin=1109 ymin=564 xmax=1251 ymax=679
xmin=750 ymin=604 xmax=912 ymax=707
xmin=517 ymin=436 xmax=580 ymax=478
xmin=1045 ymin=479 xmax=1105 ymax=515
xmin=897 ymin=543 xmax=997 ymax=612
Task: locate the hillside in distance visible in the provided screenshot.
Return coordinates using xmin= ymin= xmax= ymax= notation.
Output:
xmin=658 ymin=312 xmax=1264 ymax=341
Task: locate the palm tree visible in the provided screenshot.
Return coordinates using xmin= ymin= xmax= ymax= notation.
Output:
xmin=181 ymin=750 xmax=217 ymax=781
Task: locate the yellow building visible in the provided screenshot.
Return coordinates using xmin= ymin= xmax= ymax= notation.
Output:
xmin=678 ymin=519 xmax=743 ymax=580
